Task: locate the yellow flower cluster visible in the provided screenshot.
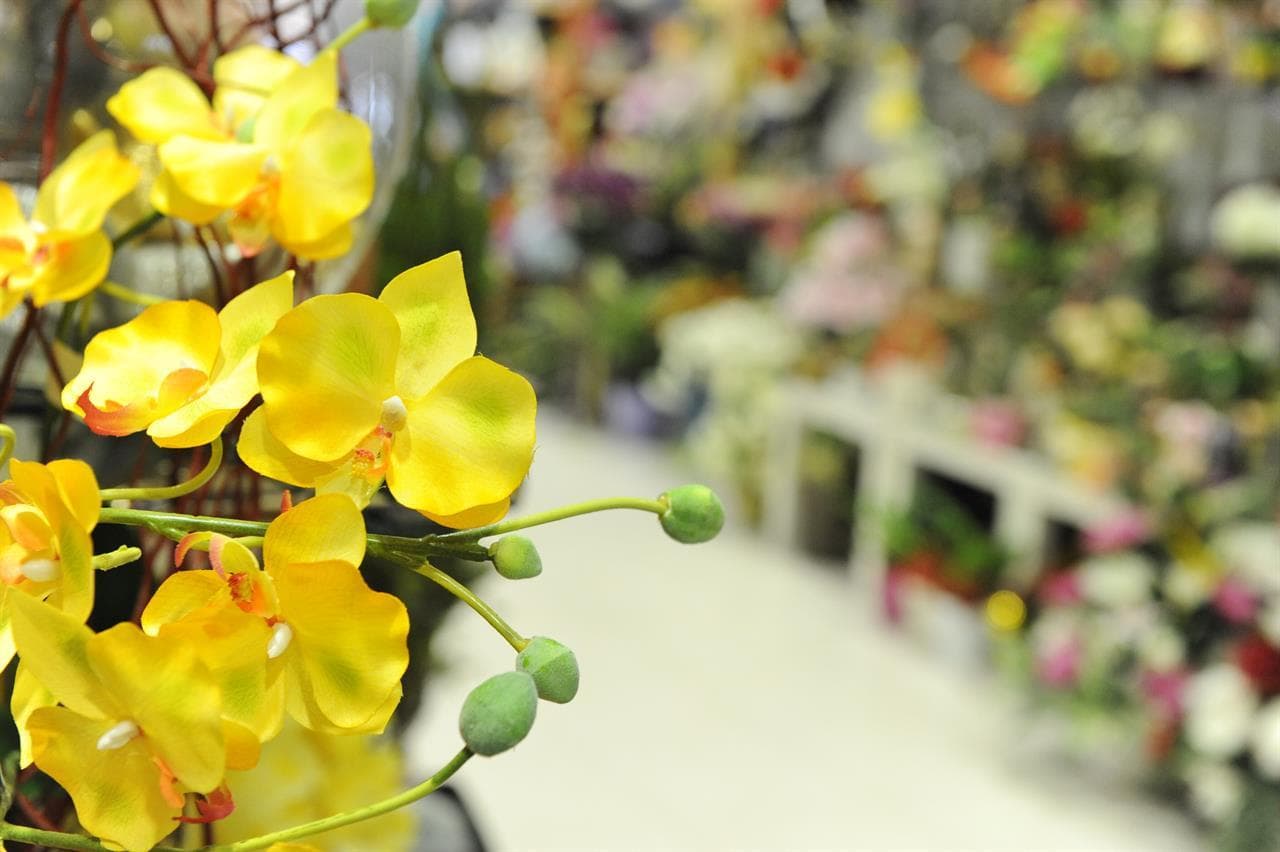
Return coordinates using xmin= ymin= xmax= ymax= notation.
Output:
xmin=2 ymin=28 xmax=542 ymax=852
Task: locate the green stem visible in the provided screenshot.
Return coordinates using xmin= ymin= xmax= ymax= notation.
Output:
xmin=92 ymin=545 xmax=142 ymax=571
xmin=99 ymin=438 xmax=222 ymax=503
xmin=218 ymin=747 xmax=472 ymax=850
xmin=323 ymin=16 xmax=373 ymax=53
xmin=0 ymin=747 xmax=472 ymax=851
xmin=0 ymin=823 xmax=183 ymax=851
xmin=0 ymin=423 xmax=14 ymax=470
xmin=413 ymin=561 xmax=528 ymax=651
xmin=98 ymin=507 xmax=488 ymax=563
xmin=111 ymin=210 xmax=163 ymax=249
xmin=435 ymin=496 xmax=666 ymax=542
xmin=98 ymin=280 xmax=166 ymax=306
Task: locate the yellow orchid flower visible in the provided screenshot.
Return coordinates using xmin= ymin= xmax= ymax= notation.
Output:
xmin=217 ymin=718 xmax=416 ymax=851
xmin=0 ymin=131 xmax=138 ymax=317
xmin=142 ymin=494 xmax=409 ymax=736
xmin=0 ymin=458 xmax=98 ymax=669
xmin=238 ymin=252 xmax=537 ymax=528
xmin=61 ymin=271 xmax=293 ymax=447
xmin=107 ymin=47 xmax=373 ymax=259
xmin=9 ymin=593 xmax=238 ymax=852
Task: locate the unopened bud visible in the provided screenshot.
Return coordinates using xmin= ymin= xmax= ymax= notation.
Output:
xmin=658 ymin=484 xmax=725 ymax=544
xmin=365 ymin=0 xmax=420 ymax=28
xmin=488 ymin=535 xmax=542 ymax=580
xmin=459 ymin=671 xmax=537 ymax=756
xmin=516 ymin=636 xmax=579 ymax=704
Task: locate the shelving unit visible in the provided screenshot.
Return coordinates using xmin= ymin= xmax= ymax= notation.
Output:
xmin=764 ymin=366 xmax=1131 ymax=595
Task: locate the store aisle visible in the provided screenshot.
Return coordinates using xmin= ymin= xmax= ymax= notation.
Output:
xmin=404 ymin=410 xmax=1201 ymax=851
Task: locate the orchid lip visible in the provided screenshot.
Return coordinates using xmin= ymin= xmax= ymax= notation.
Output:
xmin=96 ymin=719 xmax=140 ymax=751
xmin=379 ymin=395 xmax=408 ymax=432
xmin=18 ymin=558 xmax=59 ymax=583
xmin=267 ymin=621 xmax=293 ymax=659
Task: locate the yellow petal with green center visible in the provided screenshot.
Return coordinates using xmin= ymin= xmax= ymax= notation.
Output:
xmin=107 ymin=66 xmax=221 ymax=144
xmin=87 ymin=623 xmax=225 ymax=793
xmin=285 ymin=678 xmax=400 ymax=736
xmin=46 ymin=459 xmax=99 ymax=533
xmin=274 ymin=560 xmax=408 ymax=730
xmin=33 ymin=131 xmax=139 ymax=236
xmin=212 ymin=45 xmax=301 ymax=131
xmin=380 ymin=252 xmax=477 ymax=402
xmin=63 ymin=299 xmax=220 ymax=430
xmin=277 ymin=220 xmax=352 ymax=260
xmin=30 ymin=706 xmax=180 ymax=851
xmin=236 ymin=408 xmax=341 ymax=487
xmin=8 ymin=459 xmax=96 ymax=622
xmin=12 ymin=663 xmax=55 ymax=767
xmin=150 ymin=168 xmax=223 ymax=224
xmin=152 ymin=596 xmax=281 ymax=742
xmin=9 ymin=592 xmax=115 ymax=718
xmin=148 ymin=272 xmax=294 ymax=448
xmin=421 ymin=496 xmax=511 ymax=529
xmin=23 ymin=231 xmax=111 ymax=306
xmin=265 ymin=493 xmax=365 ymax=572
xmin=253 ymin=51 xmax=338 ymax=150
xmin=273 ymin=110 xmax=373 ymax=245
xmin=258 ymin=293 xmax=398 ymax=461
xmin=158 ymin=136 xmax=269 ymax=208
xmin=388 ymin=356 xmax=536 ymax=517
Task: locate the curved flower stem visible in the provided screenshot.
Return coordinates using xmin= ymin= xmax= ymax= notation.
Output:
xmin=413 ymin=560 xmax=529 ymax=651
xmin=323 ymin=15 xmax=372 ymax=53
xmin=111 ymin=209 xmax=164 ymax=248
xmin=0 ymin=747 xmax=473 ymax=851
xmin=216 ymin=747 xmax=473 ymax=850
xmin=0 ymin=822 xmax=183 ymax=851
xmin=435 ymin=496 xmax=667 ymax=543
xmin=99 ymin=438 xmax=223 ymax=503
xmin=98 ymin=280 xmax=166 ymax=306
xmin=0 ymin=423 xmax=15 ymax=470
xmin=98 ymin=506 xmax=490 ymax=563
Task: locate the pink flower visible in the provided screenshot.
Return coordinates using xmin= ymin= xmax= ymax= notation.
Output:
xmin=1215 ymin=576 xmax=1260 ymax=624
xmin=1142 ymin=668 xmax=1190 ymax=719
xmin=1036 ymin=637 xmax=1083 ymax=688
xmin=1083 ymin=510 xmax=1153 ymax=553
xmin=1038 ymin=571 xmax=1084 ymax=606
xmin=970 ymin=399 xmax=1026 ymax=448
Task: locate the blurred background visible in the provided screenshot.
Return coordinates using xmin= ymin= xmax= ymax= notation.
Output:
xmin=3 ymin=0 xmax=1280 ymax=849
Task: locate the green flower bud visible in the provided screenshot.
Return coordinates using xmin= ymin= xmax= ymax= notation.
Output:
xmin=658 ymin=484 xmax=725 ymax=544
xmin=516 ymin=636 xmax=579 ymax=704
xmin=365 ymin=0 xmax=420 ymax=28
xmin=488 ymin=535 xmax=542 ymax=580
xmin=459 ymin=671 xmax=538 ymax=756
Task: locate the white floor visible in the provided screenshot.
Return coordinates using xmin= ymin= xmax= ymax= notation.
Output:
xmin=405 ymin=411 xmax=1202 ymax=851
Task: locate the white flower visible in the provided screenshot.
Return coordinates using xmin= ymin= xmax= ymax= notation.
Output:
xmin=1252 ymin=698 xmax=1280 ymax=781
xmin=1211 ymin=184 xmax=1280 ymax=259
xmin=1164 ymin=560 xmax=1214 ymax=611
xmin=1183 ymin=760 xmax=1245 ymax=824
xmin=1138 ymin=623 xmax=1186 ymax=672
xmin=1079 ymin=553 xmax=1156 ymax=608
xmin=1211 ymin=523 xmax=1280 ymax=595
xmin=1184 ymin=664 xmax=1259 ymax=759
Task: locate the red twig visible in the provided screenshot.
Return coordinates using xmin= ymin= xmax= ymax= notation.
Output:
xmin=76 ymin=5 xmax=154 ymax=75
xmin=0 ymin=303 xmax=41 ymax=418
xmin=40 ymin=0 xmax=86 ymax=182
xmin=146 ymin=0 xmax=196 ymax=70
xmin=15 ymin=790 xmax=60 ymax=832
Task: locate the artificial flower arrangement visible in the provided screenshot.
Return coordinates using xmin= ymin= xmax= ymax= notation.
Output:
xmin=0 ymin=2 xmax=726 ymax=849
xmin=992 ymin=510 xmax=1280 ymax=848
